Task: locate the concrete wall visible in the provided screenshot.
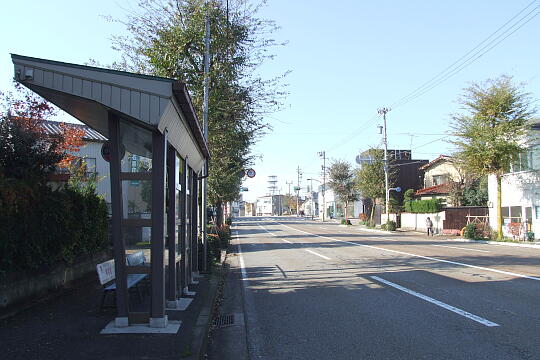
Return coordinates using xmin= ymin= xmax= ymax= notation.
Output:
xmin=384 ymin=211 xmax=446 ymax=234
xmin=0 ymin=251 xmax=109 ymax=308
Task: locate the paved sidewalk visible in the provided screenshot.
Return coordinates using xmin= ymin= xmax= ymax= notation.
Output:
xmin=0 ymin=268 xmax=218 ymax=360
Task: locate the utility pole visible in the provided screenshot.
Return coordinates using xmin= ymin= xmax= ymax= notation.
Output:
xmin=318 ymin=151 xmax=326 ymax=222
xmin=286 ymin=181 xmax=292 ymax=196
xmin=201 ymin=10 xmax=211 ymax=272
xmin=309 ymin=178 xmax=314 ymax=220
xmin=296 ymin=166 xmax=302 ymax=216
xmin=378 ymin=107 xmax=390 ymax=220
xmin=285 ymin=180 xmax=292 ymax=215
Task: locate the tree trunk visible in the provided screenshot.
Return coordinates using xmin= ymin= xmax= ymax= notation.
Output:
xmin=344 ymin=200 xmax=348 ymax=223
xmin=496 ymin=174 xmax=503 ymax=239
xmin=370 ymin=199 xmax=375 ymax=224
xmin=216 ymin=200 xmax=224 ymax=227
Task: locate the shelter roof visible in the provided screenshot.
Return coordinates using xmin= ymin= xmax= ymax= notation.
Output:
xmin=12 ymin=54 xmax=208 ymax=171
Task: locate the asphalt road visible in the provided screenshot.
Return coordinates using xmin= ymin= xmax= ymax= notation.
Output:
xmin=225 ymin=216 xmax=540 ymax=360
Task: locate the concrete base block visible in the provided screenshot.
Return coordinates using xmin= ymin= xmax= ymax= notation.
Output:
xmin=150 ymin=315 xmax=168 ymax=328
xmin=183 ymin=287 xmax=196 ymax=296
xmin=115 ymin=317 xmax=129 ymax=328
xmin=166 ymin=297 xmax=193 ymax=311
xmin=100 ymin=319 xmax=181 ymax=334
xmin=193 ymin=271 xmax=204 ymax=278
xmin=190 ymin=279 xmax=200 ymax=285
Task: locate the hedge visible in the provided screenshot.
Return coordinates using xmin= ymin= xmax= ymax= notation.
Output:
xmin=0 ymin=179 xmax=109 ymax=275
xmin=404 ymin=199 xmax=443 ymax=213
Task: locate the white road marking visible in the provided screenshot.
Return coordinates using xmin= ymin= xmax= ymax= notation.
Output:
xmin=235 ymin=231 xmax=248 ymax=280
xmin=304 ymin=249 xmax=331 ymax=260
xmin=371 ymin=276 xmax=499 ymax=327
xmin=282 ymin=239 xmax=293 ymax=244
xmin=380 ymin=237 xmax=399 ymax=242
xmin=258 ymin=224 xmax=277 ymax=237
xmin=432 ymin=244 xmax=490 ymax=253
xmin=275 ymin=222 xmax=540 ymax=282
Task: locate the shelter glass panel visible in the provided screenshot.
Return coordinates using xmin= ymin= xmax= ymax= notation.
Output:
xmin=119 ymin=119 xmax=153 ymax=173
xmin=122 ymin=180 xmax=152 ymax=218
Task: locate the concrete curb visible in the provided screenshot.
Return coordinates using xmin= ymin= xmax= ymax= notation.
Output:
xmin=191 ymin=250 xmax=227 ymax=360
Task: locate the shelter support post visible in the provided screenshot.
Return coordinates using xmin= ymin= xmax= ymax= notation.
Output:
xmin=166 ymin=146 xmax=178 ymax=307
xmin=150 ymin=131 xmax=167 ymax=327
xmin=108 ymin=112 xmax=129 ymax=327
xmin=179 ymin=157 xmax=187 ymax=295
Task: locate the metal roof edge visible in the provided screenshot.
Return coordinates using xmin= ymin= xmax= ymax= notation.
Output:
xmin=172 ymin=82 xmax=210 ymax=159
xmin=11 ymin=53 xmax=175 ymax=83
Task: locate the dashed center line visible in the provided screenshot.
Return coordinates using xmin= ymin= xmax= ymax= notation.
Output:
xmin=304 ymin=249 xmax=331 ymax=260
xmin=371 ymin=276 xmax=499 ymax=327
xmin=275 ymin=222 xmax=540 ymax=282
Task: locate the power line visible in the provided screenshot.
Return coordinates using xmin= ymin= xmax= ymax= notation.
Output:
xmin=327 ymin=114 xmax=379 ymax=151
xmin=411 ymin=136 xmax=448 ymax=150
xmin=326 ymin=2 xmax=539 ymax=156
xmin=391 ymin=1 xmax=539 ymax=109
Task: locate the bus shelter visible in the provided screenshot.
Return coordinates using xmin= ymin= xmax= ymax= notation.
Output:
xmin=12 ymin=54 xmax=209 ymax=331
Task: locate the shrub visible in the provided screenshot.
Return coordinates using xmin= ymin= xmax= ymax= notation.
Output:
xmin=341 ymin=219 xmax=352 ymax=225
xmin=382 ymin=220 xmax=397 ymax=231
xmin=463 ymin=223 xmax=479 ymax=239
xmin=0 ymin=179 xmax=109 ymax=274
xmin=404 ymin=199 xmax=443 ymax=213
xmin=366 ymin=220 xmax=376 ymax=228
xmin=225 ymin=217 xmax=232 ymax=226
xmin=359 ymin=213 xmax=367 ymax=221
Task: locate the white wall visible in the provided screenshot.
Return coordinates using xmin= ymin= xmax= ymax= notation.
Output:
xmin=488 ymin=171 xmax=540 ymax=239
xmin=70 ymin=141 xmax=111 ymax=203
xmin=384 ymin=211 xmax=446 ymax=234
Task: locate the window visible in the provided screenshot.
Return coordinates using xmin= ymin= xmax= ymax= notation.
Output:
xmin=509 ymin=150 xmax=532 ymax=173
xmin=85 ymin=157 xmax=97 ymax=177
xmin=432 ymin=174 xmax=447 ymax=186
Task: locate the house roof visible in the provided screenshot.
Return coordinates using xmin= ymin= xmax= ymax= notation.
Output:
xmin=419 ymin=155 xmax=453 ymax=170
xmin=414 ymin=183 xmax=451 ymax=196
xmin=41 ymin=120 xmax=108 ymax=142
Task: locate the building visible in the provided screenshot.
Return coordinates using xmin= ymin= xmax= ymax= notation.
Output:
xmin=487 ymin=122 xmax=540 ymax=239
xmin=256 ymin=194 xmax=286 ymax=216
xmin=355 ymin=149 xmax=428 ymax=222
xmin=43 ymin=120 xmax=111 ymax=201
xmin=415 ymin=155 xmax=461 ymax=205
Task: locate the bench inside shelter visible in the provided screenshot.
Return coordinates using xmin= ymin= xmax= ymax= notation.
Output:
xmin=97 ymin=251 xmax=148 ymax=310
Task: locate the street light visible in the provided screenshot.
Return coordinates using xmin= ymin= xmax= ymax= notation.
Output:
xmin=386 ymin=186 xmax=401 ymax=222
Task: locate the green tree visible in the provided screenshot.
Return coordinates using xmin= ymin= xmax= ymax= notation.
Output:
xmin=450 ymin=75 xmax=535 ymax=238
xmin=106 ymin=0 xmax=288 ymax=224
xmin=328 ymin=160 xmax=357 ymax=222
xmin=355 ymin=148 xmax=392 ymax=222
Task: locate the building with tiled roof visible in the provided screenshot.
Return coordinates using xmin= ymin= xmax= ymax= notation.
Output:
xmin=41 ymin=120 xmax=107 ymax=142
xmin=415 ymin=155 xmax=461 ymax=205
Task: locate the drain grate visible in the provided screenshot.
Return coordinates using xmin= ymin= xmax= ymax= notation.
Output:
xmin=213 ymin=314 xmax=235 ymax=327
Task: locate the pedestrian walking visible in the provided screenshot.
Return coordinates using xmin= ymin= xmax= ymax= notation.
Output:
xmin=426 ymin=217 xmax=434 ymax=236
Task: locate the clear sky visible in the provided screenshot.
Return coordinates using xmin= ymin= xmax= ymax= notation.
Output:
xmin=1 ymin=1 xmax=538 ymax=202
